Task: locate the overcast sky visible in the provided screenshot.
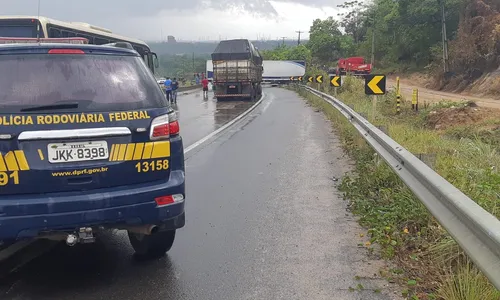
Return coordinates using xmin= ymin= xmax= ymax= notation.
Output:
xmin=1 ymin=0 xmax=345 ymax=41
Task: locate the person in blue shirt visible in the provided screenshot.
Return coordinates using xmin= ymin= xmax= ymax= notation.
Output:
xmin=164 ymin=77 xmax=173 ymax=102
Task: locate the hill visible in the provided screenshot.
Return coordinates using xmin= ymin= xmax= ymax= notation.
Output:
xmin=148 ymin=40 xmax=306 ymax=55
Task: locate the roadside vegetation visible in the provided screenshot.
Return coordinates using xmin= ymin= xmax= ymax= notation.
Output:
xmin=156 ymin=53 xmax=210 ymax=80
xmin=263 ymin=0 xmax=500 ymax=96
xmin=292 ymin=76 xmax=500 ymax=299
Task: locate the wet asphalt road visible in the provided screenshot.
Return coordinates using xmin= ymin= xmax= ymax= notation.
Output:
xmin=174 ymin=90 xmax=254 ymax=147
xmin=0 ymin=88 xmax=401 ymax=300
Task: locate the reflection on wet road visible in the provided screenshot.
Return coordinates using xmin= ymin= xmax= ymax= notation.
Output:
xmin=172 ymin=90 xmax=254 ymax=147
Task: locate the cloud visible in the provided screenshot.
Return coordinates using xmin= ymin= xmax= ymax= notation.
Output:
xmin=1 ymin=0 xmax=343 ymax=40
xmin=2 ymin=0 xmax=343 ymax=18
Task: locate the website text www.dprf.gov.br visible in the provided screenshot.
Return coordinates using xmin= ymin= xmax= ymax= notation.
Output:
xmin=51 ymin=167 xmax=108 ymax=177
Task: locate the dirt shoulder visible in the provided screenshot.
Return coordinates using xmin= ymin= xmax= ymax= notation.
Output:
xmin=387 ymin=75 xmax=500 ymax=110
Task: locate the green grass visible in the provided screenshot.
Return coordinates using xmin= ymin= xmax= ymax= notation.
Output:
xmin=437 ymin=259 xmax=500 ymax=300
xmin=292 ymin=76 xmax=500 ymax=299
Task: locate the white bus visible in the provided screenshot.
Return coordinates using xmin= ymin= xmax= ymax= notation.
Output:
xmin=0 ymin=15 xmax=159 ymax=74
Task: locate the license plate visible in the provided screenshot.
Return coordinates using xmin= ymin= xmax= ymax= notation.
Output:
xmin=229 ymin=85 xmax=236 ymax=88
xmin=48 ymin=141 xmax=109 ymax=163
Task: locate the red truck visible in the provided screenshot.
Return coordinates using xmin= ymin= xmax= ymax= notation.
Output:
xmin=332 ymin=57 xmax=372 ymax=76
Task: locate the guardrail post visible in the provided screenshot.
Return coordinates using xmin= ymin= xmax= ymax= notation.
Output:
xmin=416 ymin=153 xmax=436 ymax=169
xmin=396 ymin=77 xmax=401 ymax=114
xmin=374 ymin=126 xmax=389 ymax=166
xmin=412 ymin=89 xmax=419 ymax=112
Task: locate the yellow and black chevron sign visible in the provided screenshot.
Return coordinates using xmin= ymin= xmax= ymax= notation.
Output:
xmin=0 ymin=151 xmax=30 ymax=171
xmin=109 ymin=141 xmax=170 ymax=162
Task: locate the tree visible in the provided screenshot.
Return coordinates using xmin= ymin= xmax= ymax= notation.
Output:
xmin=260 ymin=44 xmax=311 ymax=61
xmin=157 ymin=54 xmax=210 ymax=78
xmin=337 ymin=0 xmax=370 ymax=44
xmin=448 ymin=0 xmax=500 ymax=75
xmin=307 ymin=17 xmax=354 ymax=65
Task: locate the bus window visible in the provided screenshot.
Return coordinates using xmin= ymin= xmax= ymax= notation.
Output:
xmin=143 ymin=52 xmax=150 ymax=68
xmin=59 ymin=29 xmax=76 ymax=38
xmin=0 ymin=19 xmax=43 ymax=38
xmin=94 ymin=37 xmax=111 ymax=45
xmin=49 ymin=27 xmax=61 ymax=38
xmin=79 ymin=34 xmax=94 ymax=43
xmin=153 ymin=53 xmax=159 ymax=69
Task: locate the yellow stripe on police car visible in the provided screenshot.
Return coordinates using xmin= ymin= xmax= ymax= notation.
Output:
xmin=109 ymin=141 xmax=170 ymax=162
xmin=0 ymin=150 xmax=30 ymax=171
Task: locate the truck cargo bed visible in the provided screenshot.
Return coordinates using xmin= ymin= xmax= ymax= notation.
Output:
xmin=213 ymin=60 xmax=262 ymax=83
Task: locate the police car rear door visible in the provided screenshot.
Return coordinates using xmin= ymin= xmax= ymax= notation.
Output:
xmin=0 ymin=43 xmax=175 ymax=195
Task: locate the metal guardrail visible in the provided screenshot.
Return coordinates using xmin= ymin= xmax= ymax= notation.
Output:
xmin=303 ymin=85 xmax=500 ymax=289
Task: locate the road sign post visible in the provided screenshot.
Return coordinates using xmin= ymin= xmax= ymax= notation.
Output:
xmin=329 ymin=75 xmax=341 ymax=97
xmin=365 ymin=75 xmax=386 ymax=95
xmin=315 ymin=75 xmax=323 ymax=91
xmin=364 ymin=75 xmax=386 ymax=120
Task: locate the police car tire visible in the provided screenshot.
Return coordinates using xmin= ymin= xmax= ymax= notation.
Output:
xmin=127 ymin=230 xmax=176 ymax=259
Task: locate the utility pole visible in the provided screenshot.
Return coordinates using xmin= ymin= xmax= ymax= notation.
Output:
xmin=296 ymin=31 xmax=304 ymax=45
xmin=280 ymin=37 xmax=286 ymax=46
xmin=371 ymin=31 xmax=375 ymax=66
xmin=439 ymin=0 xmax=449 ymax=73
xmin=370 ymin=14 xmax=375 ymax=66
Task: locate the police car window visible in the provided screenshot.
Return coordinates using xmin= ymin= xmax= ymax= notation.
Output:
xmin=0 ymin=54 xmax=167 ymax=113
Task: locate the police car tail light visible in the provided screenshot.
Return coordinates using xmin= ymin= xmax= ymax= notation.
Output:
xmin=150 ymin=114 xmax=170 ymax=140
xmin=168 ymin=111 xmax=180 ymax=136
xmin=150 ymin=111 xmax=179 ymax=140
xmin=155 ymin=194 xmax=184 ymax=206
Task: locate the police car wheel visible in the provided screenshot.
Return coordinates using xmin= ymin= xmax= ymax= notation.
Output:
xmin=127 ymin=230 xmax=176 ymax=259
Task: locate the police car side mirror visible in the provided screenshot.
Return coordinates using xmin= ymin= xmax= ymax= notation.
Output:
xmin=153 ymin=53 xmax=160 ymax=68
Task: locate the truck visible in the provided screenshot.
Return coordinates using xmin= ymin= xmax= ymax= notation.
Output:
xmin=207 ymin=60 xmax=305 ymax=84
xmin=211 ymin=39 xmax=263 ymax=101
xmin=331 ymin=57 xmax=372 ymax=76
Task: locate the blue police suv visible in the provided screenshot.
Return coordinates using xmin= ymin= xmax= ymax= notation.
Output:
xmin=0 ymin=38 xmax=185 ymax=259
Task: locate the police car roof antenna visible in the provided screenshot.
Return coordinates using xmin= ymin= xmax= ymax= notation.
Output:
xmin=36 ymin=0 xmax=41 ymax=42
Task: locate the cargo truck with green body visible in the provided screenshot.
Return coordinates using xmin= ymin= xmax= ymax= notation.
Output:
xmin=211 ymin=39 xmax=263 ymax=101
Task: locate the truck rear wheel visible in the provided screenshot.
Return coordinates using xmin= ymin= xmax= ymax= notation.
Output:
xmin=128 ymin=230 xmax=176 ymax=259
